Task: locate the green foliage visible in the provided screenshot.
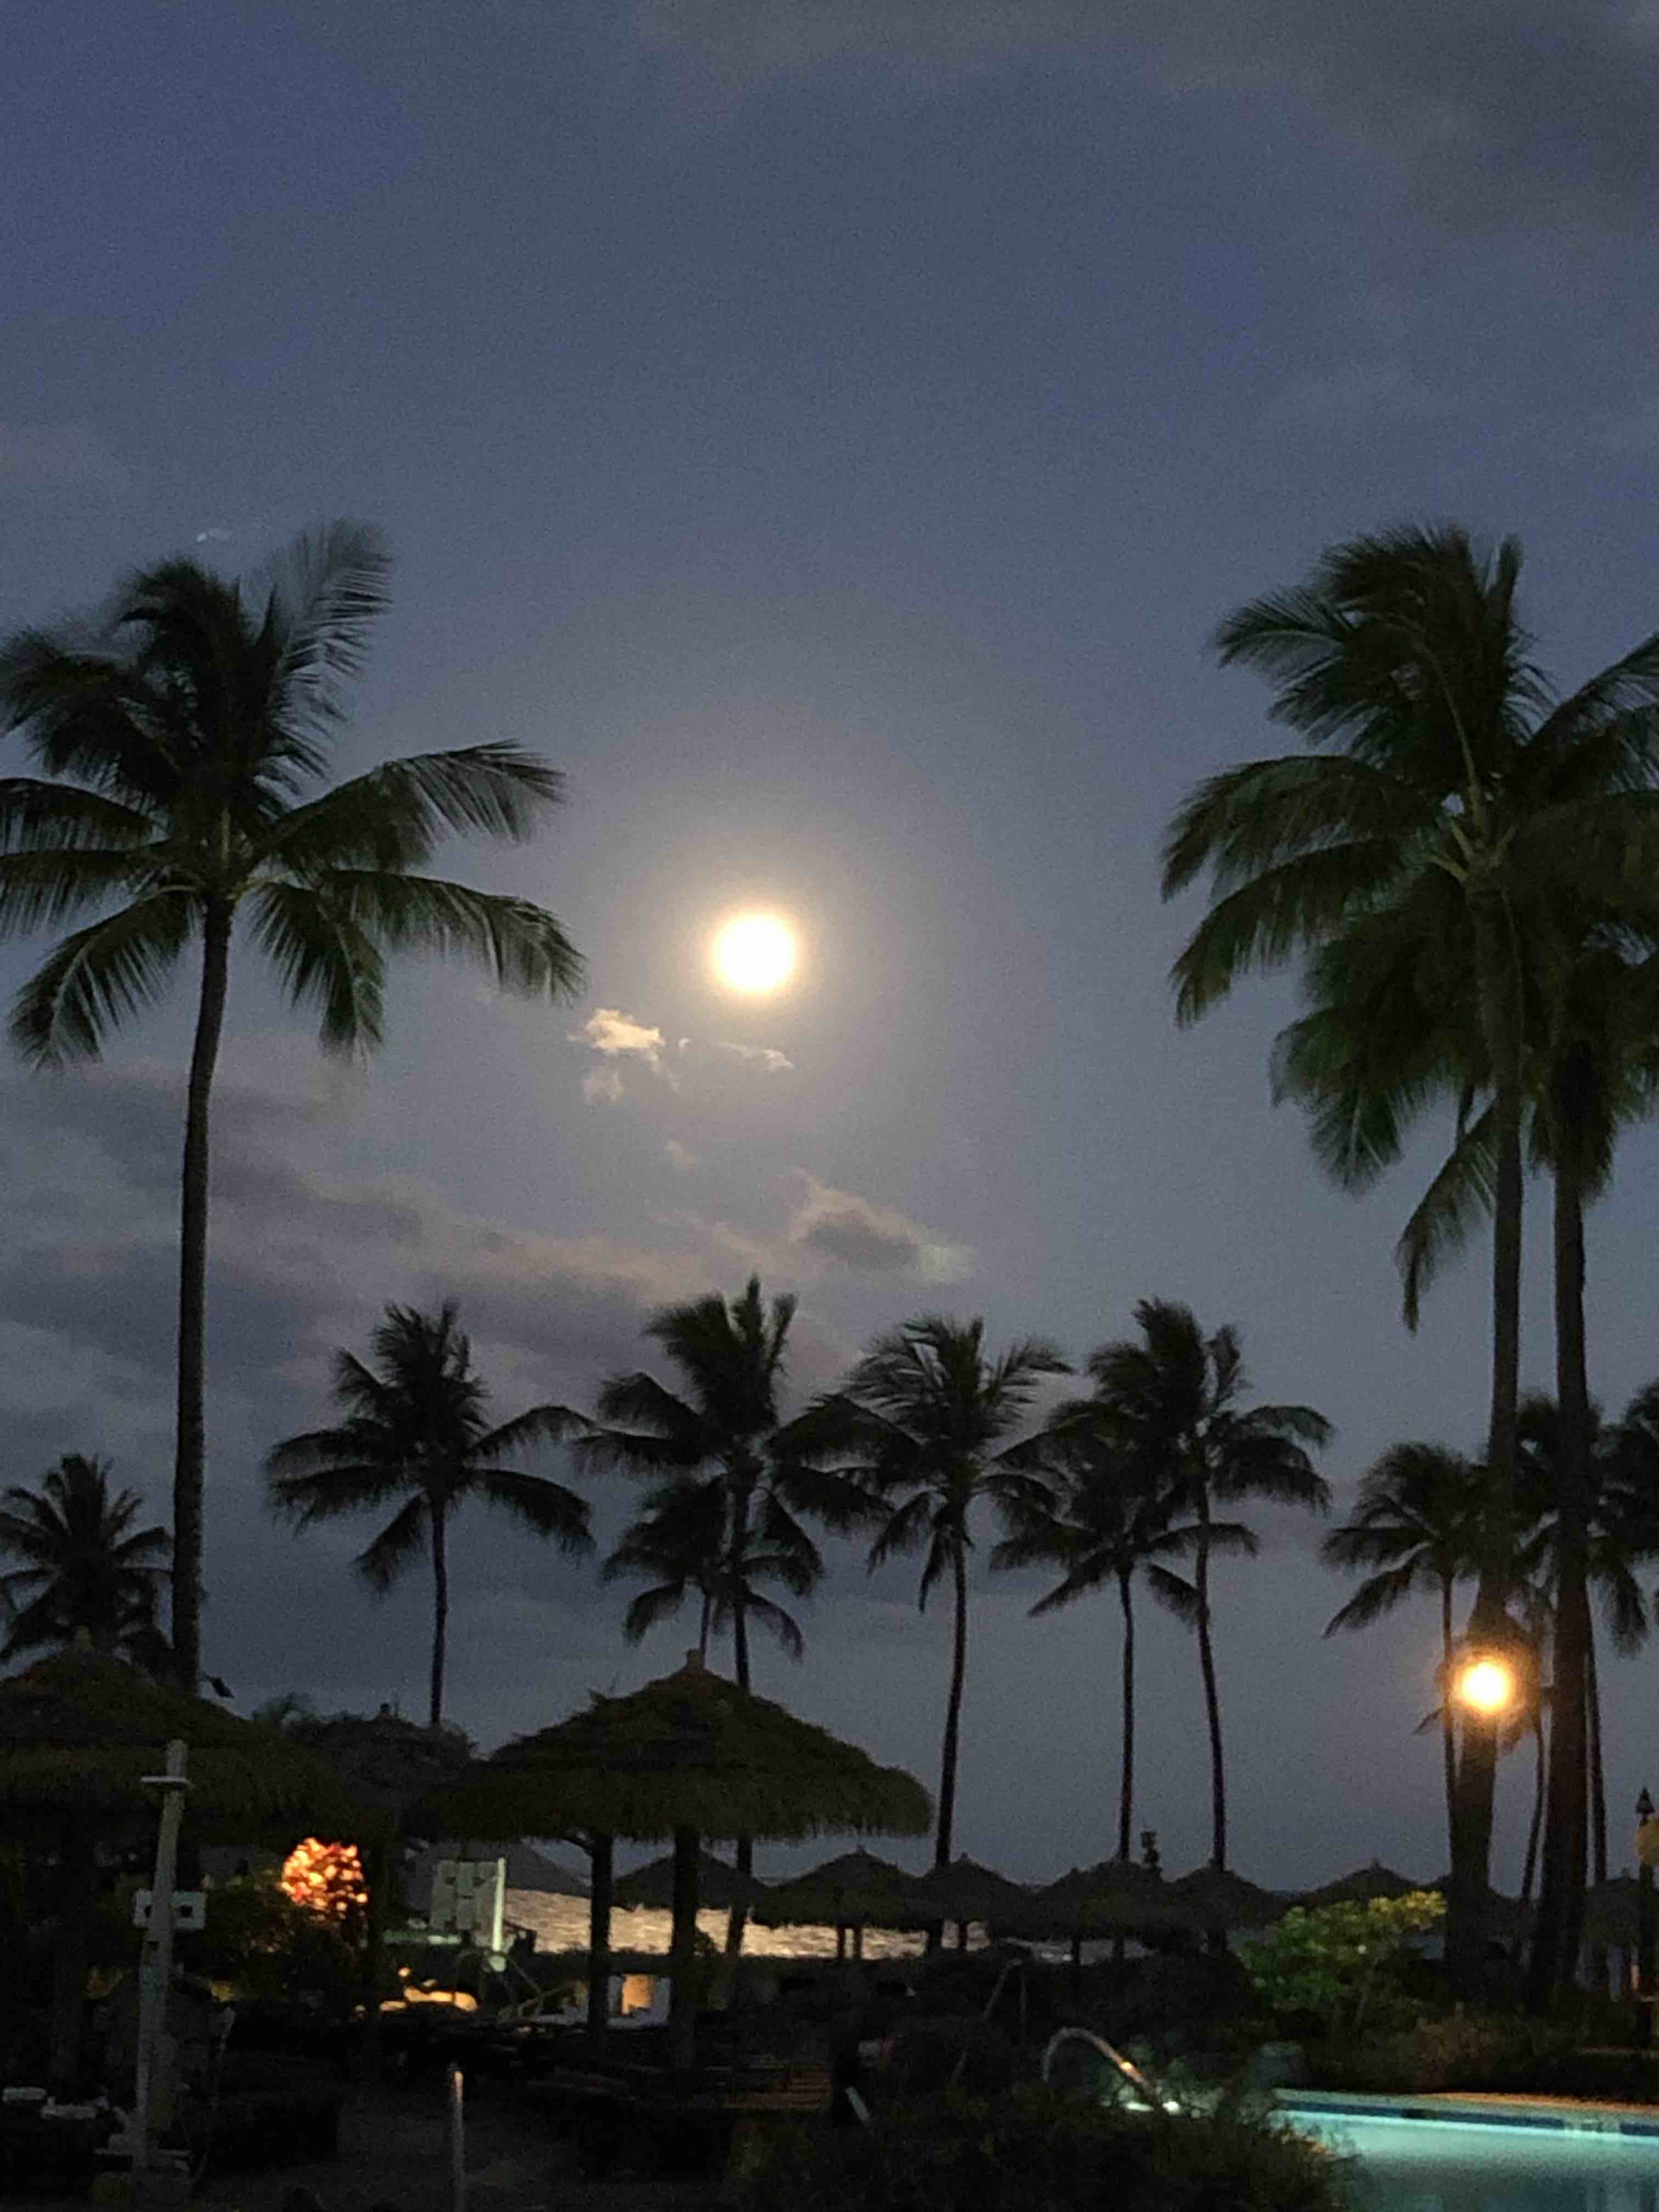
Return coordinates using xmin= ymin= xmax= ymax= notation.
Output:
xmin=184 ymin=1872 xmax=357 ymax=2012
xmin=727 ymin=2083 xmax=1349 ymax=2212
xmin=1244 ymin=1891 xmax=1445 ymax=2037
xmin=1308 ymin=2008 xmax=1573 ymax=2092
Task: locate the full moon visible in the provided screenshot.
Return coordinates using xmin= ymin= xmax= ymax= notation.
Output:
xmin=713 ymin=912 xmax=797 ymax=994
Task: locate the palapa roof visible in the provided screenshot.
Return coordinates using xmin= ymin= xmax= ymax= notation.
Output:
xmin=613 ymin=1847 xmax=762 ymax=1912
xmin=1300 ymin=1862 xmax=1428 ymax=1908
xmin=906 ymin=1853 xmax=1031 ymax=1926
xmin=0 ymin=1646 xmax=360 ymax=1832
xmin=1011 ymin=1857 xmax=1184 ymax=1935
xmin=406 ymin=1839 xmax=591 ymax=1907
xmin=428 ymin=1652 xmax=932 ymax=1846
xmin=751 ymin=1847 xmax=923 ymax=1928
xmin=1167 ymin=1864 xmax=1287 ymax=1930
xmin=290 ymin=1708 xmax=475 ymax=1832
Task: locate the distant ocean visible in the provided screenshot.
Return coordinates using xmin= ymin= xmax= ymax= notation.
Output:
xmin=505 ymin=1889 xmax=931 ymax=1961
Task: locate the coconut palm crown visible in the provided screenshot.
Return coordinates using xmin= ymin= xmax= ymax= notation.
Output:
xmin=0 ymin=1453 xmax=170 ymax=1670
xmin=0 ymin=524 xmax=584 ymax=1688
xmin=266 ymin=1300 xmax=592 ymax=1725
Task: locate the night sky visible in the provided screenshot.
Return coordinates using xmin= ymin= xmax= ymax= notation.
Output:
xmin=7 ymin=1 xmax=1659 ymax=1890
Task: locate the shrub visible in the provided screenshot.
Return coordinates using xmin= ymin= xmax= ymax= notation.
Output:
xmin=727 ymin=2081 xmax=1351 ymax=2212
xmin=1244 ymin=1893 xmax=1446 ymax=2038
xmin=1307 ymin=2010 xmax=1574 ymax=2092
xmin=183 ymin=1871 xmax=357 ymax=2012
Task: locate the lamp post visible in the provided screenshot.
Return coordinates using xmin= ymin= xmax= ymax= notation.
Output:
xmin=1637 ymin=1786 xmax=1657 ymax=2041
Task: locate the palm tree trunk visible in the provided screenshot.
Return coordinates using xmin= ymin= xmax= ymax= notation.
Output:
xmin=1452 ymin=889 xmax=1525 ymax=1989
xmin=936 ymin=1538 xmax=969 ymax=1871
xmin=725 ymin=1480 xmax=754 ymax=1961
xmin=1194 ymin=1500 xmax=1226 ymax=1871
xmin=429 ymin=1501 xmax=449 ymax=1729
xmin=1588 ymin=1623 xmax=1607 ymax=1884
xmin=1520 ymin=1711 xmax=1545 ymax=1911
xmin=172 ymin=897 xmax=232 ymax=1689
xmin=1530 ymin=1148 xmax=1593 ymax=2008
xmin=1118 ymin=1568 xmax=1136 ymax=1863
xmin=1441 ymin=1577 xmax=1459 ymax=1871
xmin=586 ymin=1832 xmax=613 ymax=2045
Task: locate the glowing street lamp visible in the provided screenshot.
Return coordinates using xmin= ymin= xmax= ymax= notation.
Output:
xmin=1452 ymin=1655 xmax=1516 ymax=1717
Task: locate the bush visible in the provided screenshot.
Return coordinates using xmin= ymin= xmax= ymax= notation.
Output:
xmin=182 ymin=1872 xmax=357 ymax=2013
xmin=726 ymin=2082 xmax=1351 ymax=2212
xmin=1245 ymin=1893 xmax=1446 ymax=2038
xmin=1307 ymin=2010 xmax=1574 ymax=2092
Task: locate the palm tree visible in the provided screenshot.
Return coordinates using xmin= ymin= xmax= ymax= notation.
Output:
xmin=993 ymin=1413 xmax=1214 ymax=1862
xmin=798 ymin=1316 xmax=1068 ymax=1871
xmin=1322 ymin=1442 xmax=1485 ymax=1866
xmin=0 ymin=525 xmax=583 ymax=1688
xmin=1164 ymin=523 xmax=1659 ymax=1976
xmin=602 ymin=1474 xmax=817 ymax=1665
xmin=1083 ymin=1300 xmax=1329 ymax=1870
xmin=578 ymin=1276 xmax=877 ymax=1952
xmin=0 ymin=1453 xmax=170 ymax=1668
xmin=265 ymin=1301 xmax=592 ymax=1724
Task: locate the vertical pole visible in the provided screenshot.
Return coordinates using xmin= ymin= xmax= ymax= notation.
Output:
xmin=1637 ymin=1787 xmax=1655 ymax=2045
xmin=135 ymin=1741 xmax=190 ymax=2174
xmin=447 ymin=2062 xmax=466 ymax=2212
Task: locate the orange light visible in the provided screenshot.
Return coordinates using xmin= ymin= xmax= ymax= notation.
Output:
xmin=280 ymin=1838 xmax=368 ymax=1922
xmin=1455 ymin=1658 xmax=1514 ymax=1715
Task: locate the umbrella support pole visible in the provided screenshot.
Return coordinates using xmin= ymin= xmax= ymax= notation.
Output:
xmin=134 ymin=1741 xmax=190 ymax=2176
xmin=668 ymin=1826 xmax=699 ymax=2072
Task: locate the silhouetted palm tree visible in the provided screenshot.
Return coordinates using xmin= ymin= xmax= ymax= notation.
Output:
xmin=0 ymin=1453 xmax=170 ymax=1668
xmin=994 ymin=1413 xmax=1214 ymax=1861
xmin=1165 ymin=523 xmax=1659 ymax=1964
xmin=1083 ymin=1299 xmax=1329 ymax=1869
xmin=266 ymin=1301 xmax=591 ymax=1724
xmin=799 ymin=1315 xmax=1068 ymax=1870
xmin=1322 ymin=1442 xmax=1485 ymax=1865
xmin=579 ymin=1276 xmax=876 ymax=1950
xmin=0 ymin=525 xmax=583 ymax=1686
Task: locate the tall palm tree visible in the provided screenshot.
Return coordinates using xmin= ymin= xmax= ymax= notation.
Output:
xmin=265 ymin=1301 xmax=592 ymax=1724
xmin=799 ymin=1316 xmax=1068 ymax=1871
xmin=0 ymin=1453 xmax=170 ymax=1668
xmin=1322 ymin=1442 xmax=1485 ymax=1866
xmin=1164 ymin=521 xmax=1659 ymax=1972
xmin=578 ymin=1276 xmax=876 ymax=1952
xmin=0 ymin=525 xmax=583 ymax=1687
xmin=1084 ymin=1299 xmax=1330 ymax=1870
xmin=994 ymin=1413 xmax=1218 ymax=1863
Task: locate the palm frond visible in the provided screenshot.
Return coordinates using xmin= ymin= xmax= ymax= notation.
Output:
xmin=474 ymin=1468 xmax=593 ymax=1557
xmin=353 ymin=1493 xmax=430 ymax=1595
xmin=9 ymin=888 xmax=195 ymax=1066
xmin=247 ymin=879 xmax=386 ymax=1054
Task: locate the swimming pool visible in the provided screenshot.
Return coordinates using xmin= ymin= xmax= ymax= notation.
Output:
xmin=1280 ymin=2096 xmax=1659 ymax=2211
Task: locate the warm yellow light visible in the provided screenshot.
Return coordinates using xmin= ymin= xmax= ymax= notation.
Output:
xmin=713 ymin=912 xmax=796 ymax=995
xmin=1455 ymin=1658 xmax=1514 ymax=1715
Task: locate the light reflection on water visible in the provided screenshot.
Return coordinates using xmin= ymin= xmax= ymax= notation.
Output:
xmin=506 ymin=1890 xmax=929 ymax=1959
xmin=1283 ymin=2112 xmax=1659 ymax=2212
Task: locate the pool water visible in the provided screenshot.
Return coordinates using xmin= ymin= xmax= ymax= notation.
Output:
xmin=1281 ymin=2104 xmax=1659 ymax=2211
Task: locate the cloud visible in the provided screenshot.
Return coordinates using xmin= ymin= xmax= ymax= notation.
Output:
xmin=663 ymin=1139 xmax=698 ymax=1172
xmin=634 ymin=1 xmax=1659 ymax=246
xmin=571 ymin=1008 xmax=668 ymax=1071
xmin=0 ymin=421 xmax=111 ymax=487
xmin=582 ymin=1066 xmax=625 ymax=1105
xmin=787 ymin=1173 xmax=973 ymax=1282
xmin=716 ymin=1040 xmax=795 ymax=1075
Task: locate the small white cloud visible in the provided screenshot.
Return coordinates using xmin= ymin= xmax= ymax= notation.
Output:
xmin=582 ymin=1068 xmax=625 ymax=1106
xmin=194 ymin=526 xmax=233 ymax=543
xmin=572 ymin=1008 xmax=668 ymax=1070
xmin=787 ymin=1173 xmax=972 ymax=1282
xmin=718 ymin=1041 xmax=795 ymax=1075
xmin=663 ymin=1139 xmax=698 ymax=1172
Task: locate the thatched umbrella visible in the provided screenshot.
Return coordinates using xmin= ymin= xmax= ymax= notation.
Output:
xmin=1167 ymin=1864 xmax=1287 ymax=1932
xmin=752 ymin=1847 xmax=923 ymax=1958
xmin=898 ymin=1853 xmax=1029 ymax=1952
xmin=407 ymin=1838 xmax=590 ymax=1909
xmin=0 ymin=1646 xmax=360 ymax=2083
xmin=427 ymin=1651 xmax=930 ymax=2067
xmin=1009 ymin=1858 xmax=1184 ymax=1969
xmin=613 ymin=1847 xmax=760 ymax=1914
xmin=1300 ymin=1862 xmax=1426 ymax=1908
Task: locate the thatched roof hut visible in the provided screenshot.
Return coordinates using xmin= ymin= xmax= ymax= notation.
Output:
xmin=1167 ymin=1864 xmax=1287 ymax=1931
